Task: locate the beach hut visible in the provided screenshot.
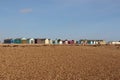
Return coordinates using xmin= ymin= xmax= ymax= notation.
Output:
xmin=108 ymin=41 xmax=113 ymax=45
xmin=80 ymin=39 xmax=87 ymax=45
xmin=27 ymin=38 xmax=35 ymax=44
xmin=86 ymin=40 xmax=106 ymax=45
xmin=21 ymin=38 xmax=27 ymax=44
xmin=34 ymin=38 xmax=41 ymax=44
xmin=108 ymin=41 xmax=120 ymax=45
xmin=93 ymin=41 xmax=96 ymax=44
xmin=14 ymin=38 xmax=22 ymax=44
xmin=76 ymin=41 xmax=79 ymax=44
xmin=73 ymin=40 xmax=77 ymax=44
xmin=56 ymin=39 xmax=62 ymax=45
xmin=87 ymin=40 xmax=92 ymax=44
xmin=87 ymin=40 xmax=96 ymax=45
xmin=39 ymin=38 xmax=45 ymax=44
xmin=68 ymin=40 xmax=74 ymax=44
xmin=52 ymin=40 xmax=55 ymax=44
xmin=98 ymin=40 xmax=106 ymax=45
xmin=62 ymin=39 xmax=68 ymax=45
xmin=34 ymin=38 xmax=50 ymax=44
xmin=4 ymin=38 xmax=14 ymax=44
xmin=45 ymin=39 xmax=50 ymax=44
xmin=37 ymin=38 xmax=48 ymax=44
xmin=65 ymin=40 xmax=68 ymax=44
xmin=79 ymin=40 xmax=83 ymax=44
xmin=49 ymin=39 xmax=53 ymax=44
xmin=59 ymin=40 xmax=63 ymax=45
xmin=54 ymin=39 xmax=59 ymax=44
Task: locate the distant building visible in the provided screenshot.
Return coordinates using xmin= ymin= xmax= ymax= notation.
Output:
xmin=97 ymin=40 xmax=106 ymax=45
xmin=65 ymin=40 xmax=68 ymax=44
xmin=108 ymin=41 xmax=120 ymax=45
xmin=62 ymin=40 xmax=68 ymax=45
xmin=59 ymin=40 xmax=63 ymax=45
xmin=45 ymin=39 xmax=50 ymax=44
xmin=27 ymin=38 xmax=35 ymax=44
xmin=14 ymin=38 xmax=22 ymax=44
xmin=68 ymin=40 xmax=75 ymax=44
xmin=54 ymin=39 xmax=59 ymax=44
xmin=79 ymin=39 xmax=106 ymax=45
xmin=14 ymin=38 xmax=27 ymax=44
xmin=4 ymin=38 xmax=14 ymax=44
xmin=79 ymin=39 xmax=87 ymax=45
xmin=21 ymin=38 xmax=27 ymax=44
xmin=35 ymin=38 xmax=51 ymax=44
xmin=49 ymin=39 xmax=53 ymax=44
xmin=34 ymin=38 xmax=41 ymax=44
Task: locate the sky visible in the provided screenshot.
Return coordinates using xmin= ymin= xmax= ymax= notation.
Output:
xmin=0 ymin=0 xmax=120 ymax=41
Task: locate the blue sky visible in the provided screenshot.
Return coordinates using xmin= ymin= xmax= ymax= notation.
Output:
xmin=0 ymin=0 xmax=120 ymax=41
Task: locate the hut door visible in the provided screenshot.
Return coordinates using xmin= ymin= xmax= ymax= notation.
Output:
xmin=31 ymin=40 xmax=34 ymax=44
xmin=22 ymin=40 xmax=27 ymax=44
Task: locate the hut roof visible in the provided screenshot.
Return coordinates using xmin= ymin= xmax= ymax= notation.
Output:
xmin=4 ymin=38 xmax=13 ymax=40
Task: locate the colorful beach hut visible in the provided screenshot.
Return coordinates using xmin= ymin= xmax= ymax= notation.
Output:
xmin=21 ymin=38 xmax=27 ymax=44
xmin=14 ymin=38 xmax=22 ymax=44
xmin=27 ymin=38 xmax=35 ymax=44
xmin=34 ymin=38 xmax=41 ymax=44
xmin=4 ymin=38 xmax=14 ymax=44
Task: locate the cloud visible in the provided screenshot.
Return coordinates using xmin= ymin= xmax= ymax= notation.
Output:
xmin=20 ymin=8 xmax=32 ymax=14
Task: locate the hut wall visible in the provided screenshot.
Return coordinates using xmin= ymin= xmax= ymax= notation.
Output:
xmin=55 ymin=39 xmax=58 ymax=44
xmin=87 ymin=40 xmax=91 ymax=44
xmin=4 ymin=39 xmax=14 ymax=44
xmin=67 ymin=40 xmax=73 ymax=44
xmin=28 ymin=38 xmax=35 ymax=44
xmin=35 ymin=39 xmax=37 ymax=44
xmin=49 ymin=39 xmax=53 ymax=44
xmin=90 ymin=41 xmax=93 ymax=44
xmin=21 ymin=38 xmax=27 ymax=44
xmin=14 ymin=39 xmax=22 ymax=44
xmin=99 ymin=41 xmax=106 ymax=44
xmin=64 ymin=40 xmax=68 ymax=44
xmin=80 ymin=40 xmax=84 ymax=44
xmin=35 ymin=39 xmax=41 ymax=44
xmin=73 ymin=40 xmax=76 ymax=44
xmin=111 ymin=42 xmax=120 ymax=44
xmin=80 ymin=40 xmax=87 ymax=44
xmin=40 ymin=39 xmax=45 ymax=44
xmin=22 ymin=40 xmax=27 ymax=44
xmin=45 ymin=39 xmax=49 ymax=44
xmin=93 ymin=41 xmax=96 ymax=44
xmin=88 ymin=40 xmax=95 ymax=45
xmin=59 ymin=41 xmax=63 ymax=44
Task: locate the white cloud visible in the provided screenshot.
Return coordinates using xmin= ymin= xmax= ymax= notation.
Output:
xmin=20 ymin=8 xmax=32 ymax=14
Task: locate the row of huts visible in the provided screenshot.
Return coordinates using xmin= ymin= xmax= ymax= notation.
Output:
xmin=3 ymin=38 xmax=108 ymax=45
xmin=4 ymin=38 xmax=51 ymax=44
xmin=108 ymin=41 xmax=120 ymax=45
xmin=80 ymin=39 xmax=106 ymax=45
xmin=4 ymin=38 xmax=77 ymax=45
